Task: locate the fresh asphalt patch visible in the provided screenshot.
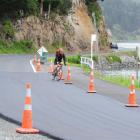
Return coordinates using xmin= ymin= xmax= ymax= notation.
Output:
xmin=1 ymin=55 xmax=140 ymax=140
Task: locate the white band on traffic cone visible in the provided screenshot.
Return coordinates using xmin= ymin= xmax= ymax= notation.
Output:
xmin=90 ymin=79 xmax=94 ymax=83
xmin=24 ymin=104 xmax=32 ymax=110
xmin=130 ymin=91 xmax=135 ymax=94
xmin=91 ymin=71 xmax=94 ymax=76
xmin=131 ymin=80 xmax=134 ymax=85
xmin=26 ymin=89 xmax=31 ymax=97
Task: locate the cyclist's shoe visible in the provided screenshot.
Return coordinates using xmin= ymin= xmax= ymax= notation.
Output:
xmin=52 ymin=76 xmax=55 ymax=80
xmin=52 ymin=71 xmax=55 ymax=76
xmin=56 ymin=75 xmax=61 ymax=81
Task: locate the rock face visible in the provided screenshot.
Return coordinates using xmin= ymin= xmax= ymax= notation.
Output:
xmin=68 ymin=3 xmax=95 ymax=52
xmin=15 ymin=16 xmax=73 ymax=50
xmin=15 ymin=1 xmax=108 ymax=53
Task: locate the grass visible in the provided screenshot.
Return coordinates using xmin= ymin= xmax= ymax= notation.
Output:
xmin=67 ymin=55 xmax=81 ymax=64
xmin=48 ymin=57 xmax=81 ymax=67
xmin=82 ymin=64 xmax=91 ymax=73
xmin=80 ymin=63 xmax=140 ymax=89
xmin=94 ymin=70 xmax=140 ymax=89
xmin=0 ymin=40 xmax=37 ymax=54
xmin=113 ymin=50 xmax=136 ymax=57
xmin=106 ymin=55 xmax=122 ymax=63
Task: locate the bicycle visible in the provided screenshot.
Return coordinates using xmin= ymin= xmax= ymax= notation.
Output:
xmin=52 ymin=62 xmax=63 ymax=81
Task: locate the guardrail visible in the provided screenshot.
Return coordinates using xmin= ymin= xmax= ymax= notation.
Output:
xmin=81 ymin=57 xmax=94 ymax=69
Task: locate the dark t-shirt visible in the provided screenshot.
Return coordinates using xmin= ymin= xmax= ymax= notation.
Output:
xmin=54 ymin=53 xmax=66 ymax=65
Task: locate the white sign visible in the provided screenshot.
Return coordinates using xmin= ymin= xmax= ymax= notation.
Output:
xmin=37 ymin=46 xmax=48 ymax=56
xmin=91 ymin=34 xmax=96 ymax=42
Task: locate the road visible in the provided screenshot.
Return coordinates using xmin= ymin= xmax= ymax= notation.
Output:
xmin=70 ymin=66 xmax=140 ymax=104
xmin=1 ymin=55 xmax=140 ymax=140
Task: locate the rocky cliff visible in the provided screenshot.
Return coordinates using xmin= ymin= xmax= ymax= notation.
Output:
xmin=15 ymin=1 xmax=109 ymax=53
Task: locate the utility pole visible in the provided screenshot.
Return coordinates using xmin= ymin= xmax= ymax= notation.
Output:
xmin=92 ymin=12 xmax=102 ymax=70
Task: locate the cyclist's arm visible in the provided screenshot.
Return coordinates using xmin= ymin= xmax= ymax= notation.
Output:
xmin=54 ymin=56 xmax=57 ymax=65
xmin=63 ymin=54 xmax=66 ymax=65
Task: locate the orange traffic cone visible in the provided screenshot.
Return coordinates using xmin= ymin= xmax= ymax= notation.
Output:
xmin=87 ymin=69 xmax=96 ymax=93
xmin=48 ymin=61 xmax=54 ymax=73
xmin=36 ymin=58 xmax=41 ymax=72
xmin=125 ymin=74 xmax=139 ymax=107
xmin=33 ymin=55 xmax=37 ymax=65
xmin=64 ymin=65 xmax=72 ymax=84
xmin=16 ymin=83 xmax=39 ymax=134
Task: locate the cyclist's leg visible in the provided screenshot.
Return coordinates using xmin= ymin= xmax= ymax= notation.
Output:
xmin=57 ymin=66 xmax=63 ymax=81
xmin=54 ymin=66 xmax=60 ymax=81
xmin=52 ymin=65 xmax=57 ymax=80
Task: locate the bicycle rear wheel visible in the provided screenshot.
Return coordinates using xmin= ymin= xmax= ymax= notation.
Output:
xmin=56 ymin=69 xmax=62 ymax=81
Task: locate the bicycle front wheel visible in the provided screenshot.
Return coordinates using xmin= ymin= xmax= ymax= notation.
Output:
xmin=56 ymin=70 xmax=63 ymax=81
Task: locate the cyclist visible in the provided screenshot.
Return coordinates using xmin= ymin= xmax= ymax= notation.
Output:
xmin=54 ymin=48 xmax=66 ymax=66
xmin=52 ymin=48 xmax=66 ymax=80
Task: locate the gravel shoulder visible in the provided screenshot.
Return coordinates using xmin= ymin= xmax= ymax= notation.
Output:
xmin=0 ymin=117 xmax=53 ymax=140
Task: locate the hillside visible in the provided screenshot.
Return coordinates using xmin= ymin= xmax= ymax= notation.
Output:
xmin=0 ymin=0 xmax=109 ymax=54
xmin=100 ymin=0 xmax=140 ymax=41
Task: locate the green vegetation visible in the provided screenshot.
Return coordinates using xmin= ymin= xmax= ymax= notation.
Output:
xmin=86 ymin=0 xmax=102 ymax=27
xmin=67 ymin=55 xmax=81 ymax=64
xmin=0 ymin=40 xmax=36 ymax=54
xmin=96 ymin=72 xmax=140 ymax=89
xmin=92 ymin=55 xmax=98 ymax=63
xmin=81 ymin=64 xmax=140 ymax=89
xmin=65 ymin=53 xmax=140 ymax=89
xmin=0 ymin=0 xmax=39 ymax=19
xmin=112 ymin=50 xmax=136 ymax=57
xmin=0 ymin=0 xmax=72 ymax=20
xmin=106 ymin=55 xmax=121 ymax=64
xmin=85 ymin=0 xmax=108 ymax=48
xmin=48 ymin=55 xmax=81 ymax=67
xmin=44 ymin=0 xmax=72 ymax=16
xmin=82 ymin=64 xmax=91 ymax=73
xmin=1 ymin=20 xmax=15 ymax=40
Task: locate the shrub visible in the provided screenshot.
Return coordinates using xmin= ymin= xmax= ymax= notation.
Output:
xmin=67 ymin=55 xmax=81 ymax=64
xmin=106 ymin=55 xmax=121 ymax=64
xmin=92 ymin=55 xmax=98 ymax=63
xmin=2 ymin=20 xmax=15 ymax=39
xmin=0 ymin=40 xmax=36 ymax=54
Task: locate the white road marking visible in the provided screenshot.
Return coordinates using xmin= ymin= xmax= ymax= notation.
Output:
xmin=30 ymin=59 xmax=36 ymax=73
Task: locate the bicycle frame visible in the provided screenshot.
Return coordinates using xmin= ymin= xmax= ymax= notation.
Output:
xmin=52 ymin=63 xmax=63 ymax=81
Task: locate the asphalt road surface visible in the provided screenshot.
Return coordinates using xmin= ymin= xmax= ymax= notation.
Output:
xmin=68 ymin=65 xmax=140 ymax=105
xmin=1 ymin=55 xmax=140 ymax=140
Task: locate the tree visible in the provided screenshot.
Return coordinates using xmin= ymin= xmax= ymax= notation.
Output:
xmin=0 ymin=0 xmax=39 ymax=19
xmin=44 ymin=0 xmax=72 ymax=15
xmin=40 ymin=0 xmax=44 ymax=15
